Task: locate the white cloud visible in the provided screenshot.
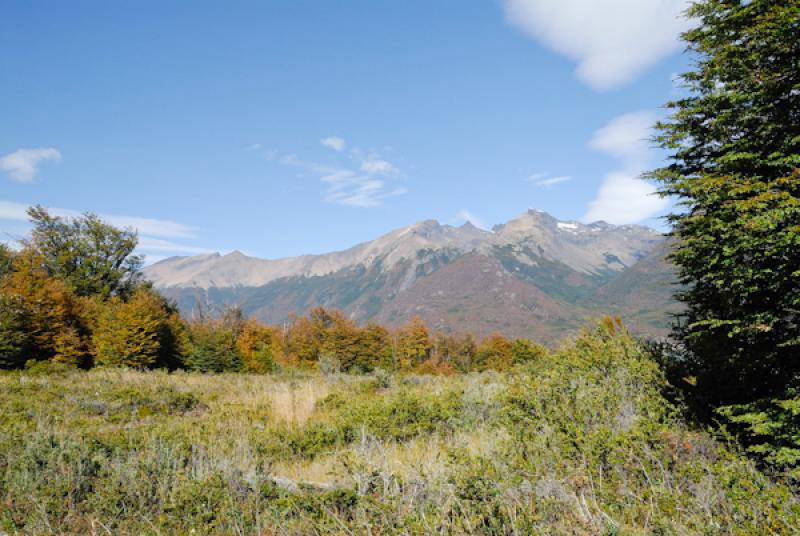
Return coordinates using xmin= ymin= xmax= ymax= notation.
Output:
xmin=582 ymin=111 xmax=668 ymax=224
xmin=0 ymin=147 xmax=62 ymax=182
xmin=532 ymin=175 xmax=572 ymax=187
xmin=503 ymin=0 xmax=691 ymax=90
xmin=265 ymin=145 xmax=405 ymax=208
xmin=101 ymin=215 xmax=196 ymax=239
xmin=360 ymin=157 xmax=399 ymax=177
xmin=320 ymin=136 xmax=346 ymax=152
xmin=0 ymin=200 xmax=30 ymax=221
xmin=0 ymin=199 xmax=210 ymax=262
xmin=589 ymin=111 xmax=654 ymax=165
xmin=583 ymin=172 xmax=666 ymax=224
xmin=525 ymin=172 xmax=549 ymax=182
xmin=457 ymin=209 xmax=488 ymax=230
xmin=136 ymin=236 xmax=214 ymax=255
xmin=328 ymin=179 xmax=385 ymax=208
xmin=0 ymin=199 xmax=196 ymax=239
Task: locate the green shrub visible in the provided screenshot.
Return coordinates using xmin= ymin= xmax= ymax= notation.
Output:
xmin=718 ymin=388 xmax=800 ymax=480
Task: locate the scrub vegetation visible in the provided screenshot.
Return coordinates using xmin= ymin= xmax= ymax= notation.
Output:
xmin=1 ymin=0 xmax=798 ymax=533
xmin=2 ymin=323 xmax=798 ymax=534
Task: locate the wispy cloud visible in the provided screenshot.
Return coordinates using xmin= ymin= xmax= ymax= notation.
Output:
xmin=588 ymin=111 xmax=655 ymax=165
xmin=136 ymin=236 xmax=214 ymax=255
xmin=0 ymin=200 xmax=29 ymax=221
xmin=582 ymin=111 xmax=667 ymax=224
xmin=263 ymin=143 xmax=406 ymax=208
xmin=457 ymin=209 xmax=488 ymax=230
xmin=360 ymin=157 xmax=399 ymax=177
xmin=1 ymin=147 xmax=62 ymax=182
xmin=526 ymin=173 xmax=572 ymax=187
xmin=100 ymin=215 xmax=195 ymax=239
xmin=503 ymin=0 xmax=691 ymax=90
xmin=1 ymin=202 xmax=195 ymax=240
xmin=320 ymin=136 xmax=346 ymax=152
xmin=0 ymin=199 xmax=204 ymax=256
xmin=536 ymin=176 xmax=572 ymax=187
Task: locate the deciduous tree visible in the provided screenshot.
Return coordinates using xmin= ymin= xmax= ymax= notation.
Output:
xmin=93 ymin=288 xmax=176 ymax=368
xmin=26 ymin=206 xmax=143 ymax=298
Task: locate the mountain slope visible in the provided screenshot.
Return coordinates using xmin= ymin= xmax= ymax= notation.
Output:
xmin=588 ymin=238 xmax=681 ymax=335
xmin=146 ymin=210 xmax=674 ymax=342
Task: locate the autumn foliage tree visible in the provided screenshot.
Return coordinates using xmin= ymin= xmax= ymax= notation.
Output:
xmin=236 ymin=318 xmax=282 ymax=373
xmin=352 ymin=323 xmax=393 ymax=372
xmin=0 ymin=208 xmax=176 ymax=369
xmin=0 ymin=207 xmax=557 ymax=377
xmin=396 ymin=316 xmax=431 ymax=371
xmin=92 ymin=288 xmax=180 ymax=368
xmin=0 ymin=250 xmax=90 ymax=366
xmin=475 ymin=333 xmax=514 ymax=371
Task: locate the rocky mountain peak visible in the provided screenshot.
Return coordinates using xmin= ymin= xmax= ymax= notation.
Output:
xmin=144 ymin=209 xmax=664 ymax=289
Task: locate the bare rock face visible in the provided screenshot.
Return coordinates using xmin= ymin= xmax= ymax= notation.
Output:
xmin=145 ymin=210 xmax=661 ymax=288
xmin=145 ymin=209 xmax=676 ymax=342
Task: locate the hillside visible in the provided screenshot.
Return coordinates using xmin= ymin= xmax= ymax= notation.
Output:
xmin=145 ymin=209 xmax=676 ymax=341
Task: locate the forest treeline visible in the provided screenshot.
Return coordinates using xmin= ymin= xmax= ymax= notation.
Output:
xmin=0 ymin=207 xmax=544 ymax=375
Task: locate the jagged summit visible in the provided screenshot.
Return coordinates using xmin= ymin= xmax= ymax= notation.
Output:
xmin=144 ymin=209 xmax=674 ymax=341
xmin=146 ymin=209 xmax=662 ymax=289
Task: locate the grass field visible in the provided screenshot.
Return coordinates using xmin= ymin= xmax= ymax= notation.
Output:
xmin=1 ymin=325 xmax=798 ymax=534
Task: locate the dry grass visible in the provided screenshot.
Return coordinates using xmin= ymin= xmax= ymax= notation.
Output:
xmin=267 ymin=378 xmax=330 ymax=426
xmin=2 ymin=331 xmax=799 ymax=535
xmin=272 ymin=426 xmax=504 ymax=487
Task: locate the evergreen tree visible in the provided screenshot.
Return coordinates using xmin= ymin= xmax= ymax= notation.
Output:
xmin=447 ymin=333 xmax=478 ymax=373
xmin=0 ymin=295 xmax=30 ymax=369
xmin=182 ymin=308 xmax=244 ymax=373
xmin=648 ymin=0 xmax=800 ymax=405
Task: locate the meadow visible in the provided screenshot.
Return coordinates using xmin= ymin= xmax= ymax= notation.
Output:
xmin=2 ymin=324 xmax=798 ymax=535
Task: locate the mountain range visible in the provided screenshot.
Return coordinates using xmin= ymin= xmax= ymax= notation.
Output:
xmin=144 ymin=209 xmax=680 ymax=343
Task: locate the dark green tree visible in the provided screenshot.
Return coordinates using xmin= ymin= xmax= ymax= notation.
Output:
xmin=26 ymin=205 xmax=143 ymax=298
xmin=511 ymin=339 xmax=547 ymax=366
xmin=182 ymin=307 xmax=244 ymax=373
xmin=648 ymin=0 xmax=800 ymax=406
xmin=0 ymin=295 xmax=30 ymax=369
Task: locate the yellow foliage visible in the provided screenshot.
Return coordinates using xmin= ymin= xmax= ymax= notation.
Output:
xmin=396 ymin=316 xmax=431 ymax=371
xmin=0 ymin=250 xmax=89 ymax=364
xmin=236 ymin=318 xmax=281 ymax=373
xmin=476 ymin=333 xmax=514 ymax=371
xmin=92 ymin=288 xmax=169 ymax=368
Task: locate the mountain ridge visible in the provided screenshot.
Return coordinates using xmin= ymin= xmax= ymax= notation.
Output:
xmin=145 ymin=209 xmax=677 ymax=342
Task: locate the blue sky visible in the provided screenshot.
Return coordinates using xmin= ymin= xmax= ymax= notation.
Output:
xmin=1 ymin=0 xmax=692 ymax=263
